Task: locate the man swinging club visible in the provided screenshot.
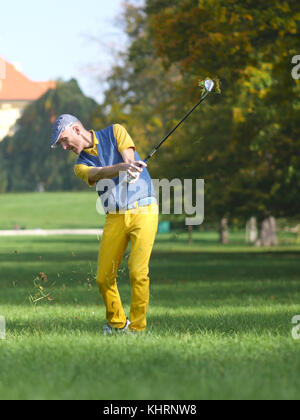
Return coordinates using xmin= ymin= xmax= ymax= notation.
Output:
xmin=50 ymin=80 xmax=219 ymax=334
xmin=51 ymin=115 xmax=158 ymax=334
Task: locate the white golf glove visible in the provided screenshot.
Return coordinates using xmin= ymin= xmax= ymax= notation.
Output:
xmin=127 ymin=171 xmax=140 ymax=184
xmin=126 ymin=161 xmax=147 ymax=184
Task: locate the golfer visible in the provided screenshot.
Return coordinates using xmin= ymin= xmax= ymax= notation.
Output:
xmin=51 ymin=115 xmax=158 ymax=334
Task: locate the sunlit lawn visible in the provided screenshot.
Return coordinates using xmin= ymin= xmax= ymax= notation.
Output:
xmin=0 ymin=232 xmax=300 ymax=400
xmin=0 ymin=192 xmax=105 ymax=229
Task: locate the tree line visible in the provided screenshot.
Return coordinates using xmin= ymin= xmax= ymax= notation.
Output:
xmin=0 ymin=0 xmax=299 ymax=244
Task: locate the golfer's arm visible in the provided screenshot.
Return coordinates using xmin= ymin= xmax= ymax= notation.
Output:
xmin=88 ymin=163 xmax=125 ymax=183
xmin=120 ymin=147 xmax=135 ymax=163
xmin=88 ymin=148 xmax=135 ymax=183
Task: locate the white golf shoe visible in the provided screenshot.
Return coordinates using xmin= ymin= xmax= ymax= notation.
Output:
xmin=102 ymin=318 xmax=131 ymax=335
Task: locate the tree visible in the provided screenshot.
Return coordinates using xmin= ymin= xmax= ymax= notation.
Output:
xmin=144 ymin=0 xmax=300 ymax=242
xmin=0 ymin=79 xmax=98 ymax=192
xmin=90 ymin=0 xmax=300 ymax=245
xmin=92 ymin=2 xmax=184 ymax=170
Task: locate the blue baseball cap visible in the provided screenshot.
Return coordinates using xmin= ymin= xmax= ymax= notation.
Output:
xmin=51 ymin=114 xmax=78 ymax=148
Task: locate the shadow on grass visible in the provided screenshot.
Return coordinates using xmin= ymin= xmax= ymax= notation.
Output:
xmin=0 ymin=251 xmax=98 ymax=264
xmin=5 ymin=308 xmax=296 ymax=337
xmin=1 ymin=250 xmax=300 ymax=272
xmin=147 ymin=310 xmax=295 ymax=335
xmin=1 ymin=248 xmax=300 ymax=309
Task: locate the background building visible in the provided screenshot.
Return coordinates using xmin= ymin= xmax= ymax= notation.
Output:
xmin=0 ymin=57 xmax=55 ymax=141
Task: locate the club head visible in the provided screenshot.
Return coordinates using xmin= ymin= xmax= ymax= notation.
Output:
xmin=204 ymin=79 xmax=215 ymax=92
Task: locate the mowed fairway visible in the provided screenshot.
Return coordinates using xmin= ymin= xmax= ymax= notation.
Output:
xmin=0 ymin=231 xmax=300 ymax=400
xmin=0 ymin=192 xmax=105 ymax=230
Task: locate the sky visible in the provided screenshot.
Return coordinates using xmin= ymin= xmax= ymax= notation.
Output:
xmin=0 ymin=0 xmax=129 ymax=102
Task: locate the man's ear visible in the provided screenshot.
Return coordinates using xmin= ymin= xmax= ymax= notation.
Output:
xmin=72 ymin=125 xmax=81 ymax=135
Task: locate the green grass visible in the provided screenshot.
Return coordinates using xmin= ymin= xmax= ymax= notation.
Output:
xmin=0 ymin=192 xmax=106 ymax=229
xmin=0 ymin=233 xmax=300 ymax=400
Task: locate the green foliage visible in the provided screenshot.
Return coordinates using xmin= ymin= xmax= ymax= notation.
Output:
xmin=95 ymin=0 xmax=299 ymax=223
xmin=3 ymin=0 xmax=298 ymax=224
xmin=0 ymin=79 xmax=98 ymax=192
xmin=146 ymin=0 xmax=300 ymax=220
xmin=91 ymin=3 xmax=186 ymax=179
xmin=0 ymin=153 xmax=8 ymax=193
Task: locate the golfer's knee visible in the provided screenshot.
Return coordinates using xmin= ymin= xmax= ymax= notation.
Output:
xmin=96 ymin=270 xmax=109 ymax=291
xmin=129 ymin=269 xmax=149 ymax=284
xmin=97 ymin=262 xmax=119 ymax=289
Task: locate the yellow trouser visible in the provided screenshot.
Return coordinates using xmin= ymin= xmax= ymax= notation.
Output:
xmin=97 ymin=203 xmax=158 ymax=331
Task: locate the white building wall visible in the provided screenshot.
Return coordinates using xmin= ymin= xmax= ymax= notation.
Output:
xmin=0 ymin=101 xmax=28 ymax=141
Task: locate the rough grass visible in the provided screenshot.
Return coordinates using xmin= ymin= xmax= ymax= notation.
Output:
xmin=0 ymin=232 xmax=300 ymax=400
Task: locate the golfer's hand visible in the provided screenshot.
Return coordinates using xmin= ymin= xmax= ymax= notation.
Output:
xmin=122 ymin=161 xmax=146 ymax=184
xmin=122 ymin=161 xmax=146 ymax=179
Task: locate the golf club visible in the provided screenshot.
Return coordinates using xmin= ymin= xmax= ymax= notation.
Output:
xmin=127 ymin=78 xmax=219 ymax=183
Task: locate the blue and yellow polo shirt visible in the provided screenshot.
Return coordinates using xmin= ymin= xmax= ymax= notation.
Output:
xmin=74 ymin=124 xmax=135 ymax=187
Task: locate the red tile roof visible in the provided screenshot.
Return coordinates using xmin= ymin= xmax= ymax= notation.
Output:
xmin=0 ymin=58 xmax=56 ymax=101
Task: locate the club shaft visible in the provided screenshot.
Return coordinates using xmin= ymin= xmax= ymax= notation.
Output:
xmin=144 ymin=90 xmax=210 ymax=163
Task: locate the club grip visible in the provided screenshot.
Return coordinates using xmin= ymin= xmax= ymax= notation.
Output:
xmin=126 ymin=159 xmax=148 ymax=184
